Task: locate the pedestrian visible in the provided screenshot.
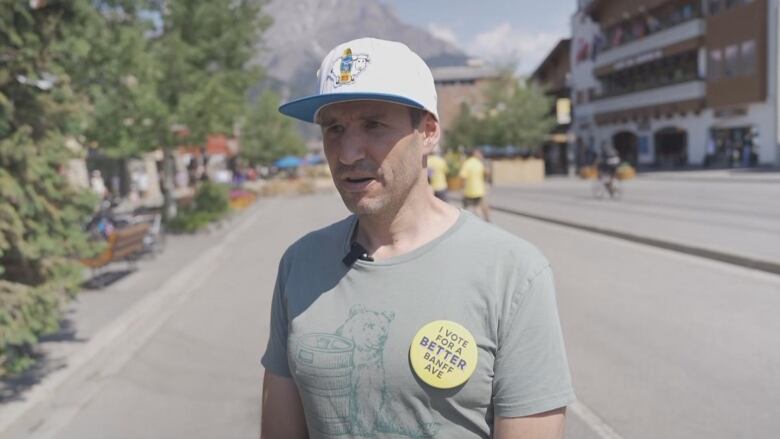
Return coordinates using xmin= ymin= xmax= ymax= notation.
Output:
xmin=90 ymin=170 xmax=107 ymax=199
xmin=459 ymin=148 xmax=491 ymax=222
xmin=261 ymin=37 xmax=575 ymax=439
xmin=426 ymin=146 xmax=449 ymax=201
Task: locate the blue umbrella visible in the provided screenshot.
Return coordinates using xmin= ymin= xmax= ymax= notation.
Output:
xmin=304 ymin=154 xmax=325 ymax=165
xmin=274 ymin=155 xmax=303 ymax=169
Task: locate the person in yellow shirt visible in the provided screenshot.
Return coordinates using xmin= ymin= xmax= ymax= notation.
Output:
xmin=427 ymin=148 xmax=449 ymax=201
xmin=459 ymin=148 xmax=490 ymax=221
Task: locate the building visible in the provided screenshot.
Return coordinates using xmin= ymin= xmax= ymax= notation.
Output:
xmin=531 ymin=39 xmax=573 ymax=174
xmin=432 ymin=62 xmax=501 ymax=146
xmin=571 ymin=0 xmax=779 ymax=169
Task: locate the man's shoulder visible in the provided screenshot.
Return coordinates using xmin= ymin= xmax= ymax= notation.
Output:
xmin=455 ymin=212 xmax=549 ymax=270
xmin=282 ymin=215 xmax=354 ymax=263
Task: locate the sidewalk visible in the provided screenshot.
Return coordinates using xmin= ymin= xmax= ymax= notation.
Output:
xmin=486 ymin=176 xmax=780 ymax=274
xmin=0 ymin=198 xmax=278 ymax=433
xmin=636 ymin=167 xmax=780 ymax=183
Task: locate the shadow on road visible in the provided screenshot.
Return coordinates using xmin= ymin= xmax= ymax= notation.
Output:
xmin=81 ymin=269 xmax=136 ymax=290
xmin=0 ymin=317 xmax=86 ymax=404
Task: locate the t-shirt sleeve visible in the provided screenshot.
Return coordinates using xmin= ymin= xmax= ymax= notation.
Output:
xmin=492 ymin=264 xmax=576 ymax=417
xmin=261 ymin=256 xmax=292 ymax=377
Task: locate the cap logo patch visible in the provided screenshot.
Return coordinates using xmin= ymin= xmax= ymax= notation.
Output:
xmin=329 ymin=48 xmax=370 ymax=87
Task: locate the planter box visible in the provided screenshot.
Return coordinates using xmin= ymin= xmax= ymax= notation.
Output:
xmin=446 ymin=176 xmax=463 ymax=191
xmin=579 ymin=166 xmax=598 ymax=180
xmin=492 ymin=159 xmax=545 ymax=185
xmin=616 ymin=165 xmax=636 ymax=180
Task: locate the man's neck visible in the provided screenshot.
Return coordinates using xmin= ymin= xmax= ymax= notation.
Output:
xmin=355 ymin=182 xmax=459 ymax=261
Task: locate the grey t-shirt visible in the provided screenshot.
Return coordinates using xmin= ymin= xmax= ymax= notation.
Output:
xmin=262 ymin=210 xmax=575 ymax=438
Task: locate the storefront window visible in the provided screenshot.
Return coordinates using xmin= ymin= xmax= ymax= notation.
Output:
xmin=707 ymin=0 xmax=722 ymax=14
xmin=723 ymin=45 xmax=738 ymax=78
xmin=709 ymin=126 xmax=756 ymax=167
xmin=740 ymin=40 xmax=756 ymax=76
xmin=708 ymin=49 xmax=723 ymax=80
xmin=710 ymin=0 xmax=754 ymax=15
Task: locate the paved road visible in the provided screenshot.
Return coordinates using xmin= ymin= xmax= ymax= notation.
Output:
xmin=2 ymin=190 xmax=778 ymax=439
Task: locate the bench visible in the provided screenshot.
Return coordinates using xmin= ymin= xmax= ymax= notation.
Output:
xmin=81 ymin=223 xmax=151 ymax=287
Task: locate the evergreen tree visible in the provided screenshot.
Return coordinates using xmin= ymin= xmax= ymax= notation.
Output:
xmin=0 ymin=0 xmax=100 ymax=375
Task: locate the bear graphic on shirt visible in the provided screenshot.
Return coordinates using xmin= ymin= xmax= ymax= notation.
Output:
xmin=336 ymin=304 xmax=439 ymax=438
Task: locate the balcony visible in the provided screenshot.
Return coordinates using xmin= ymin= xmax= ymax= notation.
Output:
xmin=595 ymin=19 xmax=705 ymax=70
xmin=591 ymin=79 xmax=706 ymax=115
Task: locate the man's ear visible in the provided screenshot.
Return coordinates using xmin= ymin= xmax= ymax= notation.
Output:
xmin=421 ymin=113 xmax=441 ymax=154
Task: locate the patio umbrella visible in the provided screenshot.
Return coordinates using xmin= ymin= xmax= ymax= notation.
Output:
xmin=274 ymin=155 xmax=303 ymax=169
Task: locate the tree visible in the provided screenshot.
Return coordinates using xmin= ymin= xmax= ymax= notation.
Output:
xmin=0 ymin=0 xmax=101 ymax=375
xmin=444 ymin=72 xmax=555 ymax=154
xmin=485 ymin=74 xmax=555 ymax=151
xmin=148 ymin=0 xmax=270 ymax=218
xmin=69 ymin=1 xmax=271 ymax=217
xmin=240 ymin=91 xmax=305 ymax=166
xmin=68 ymin=1 xmax=167 ymax=159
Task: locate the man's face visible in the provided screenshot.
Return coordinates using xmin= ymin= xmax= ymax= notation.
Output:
xmin=318 ymin=100 xmax=430 ymax=216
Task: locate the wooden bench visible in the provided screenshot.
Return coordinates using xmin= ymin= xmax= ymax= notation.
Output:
xmin=81 ymin=223 xmax=151 ymax=287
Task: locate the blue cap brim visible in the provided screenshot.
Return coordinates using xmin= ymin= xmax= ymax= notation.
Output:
xmin=278 ymin=93 xmax=427 ymax=123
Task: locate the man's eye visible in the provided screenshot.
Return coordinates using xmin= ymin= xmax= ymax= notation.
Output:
xmin=365 ymin=120 xmax=382 ymax=129
xmin=326 ymin=125 xmax=344 ymax=134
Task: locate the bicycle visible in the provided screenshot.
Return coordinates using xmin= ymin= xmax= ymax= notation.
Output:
xmin=591 ymin=171 xmax=622 ymax=200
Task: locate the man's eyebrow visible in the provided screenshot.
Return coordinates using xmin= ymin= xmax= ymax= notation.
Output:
xmin=317 ymin=114 xmax=337 ymax=126
xmin=318 ymin=112 xmax=388 ymax=126
xmin=359 ymin=112 xmax=387 ymax=120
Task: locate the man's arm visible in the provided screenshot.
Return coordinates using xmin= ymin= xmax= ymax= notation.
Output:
xmin=261 ymin=370 xmax=308 ymax=439
xmin=494 ymin=408 xmax=566 ymax=439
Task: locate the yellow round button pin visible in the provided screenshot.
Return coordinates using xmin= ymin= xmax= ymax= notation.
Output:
xmin=409 ymin=320 xmax=478 ymax=389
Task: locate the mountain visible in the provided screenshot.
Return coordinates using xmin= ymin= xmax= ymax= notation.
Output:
xmin=256 ymin=0 xmax=469 ymax=99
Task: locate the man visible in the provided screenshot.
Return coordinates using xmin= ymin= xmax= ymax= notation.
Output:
xmin=426 ymin=147 xmax=448 ymax=201
xmin=261 ymin=37 xmax=575 ymax=439
xmin=459 ymin=148 xmax=490 ymax=221
xmin=598 ymin=141 xmax=620 ymax=197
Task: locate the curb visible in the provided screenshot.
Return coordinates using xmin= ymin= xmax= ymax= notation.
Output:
xmin=637 ymin=175 xmax=780 ymax=184
xmin=488 ymin=203 xmax=780 ymax=276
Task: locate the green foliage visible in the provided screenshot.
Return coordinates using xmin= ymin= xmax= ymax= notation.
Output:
xmin=444 ymin=150 xmax=464 ymax=178
xmin=0 ymin=281 xmax=62 ymax=375
xmin=166 ymin=210 xmax=218 ymax=234
xmin=444 ymin=72 xmax=555 ymax=153
xmin=167 ymin=182 xmax=229 ymax=233
xmin=241 ymin=91 xmax=306 ymax=165
xmin=0 ymin=0 xmax=275 ymax=375
xmin=154 ymin=0 xmax=270 ymax=144
xmin=69 ymin=4 xmax=167 ymax=158
xmin=0 ymin=0 xmax=101 ymax=376
xmin=193 ymin=181 xmax=229 ymax=214
xmin=143 ymin=0 xmax=270 ymax=218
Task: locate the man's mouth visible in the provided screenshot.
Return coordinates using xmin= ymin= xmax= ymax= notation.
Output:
xmin=344 ymin=176 xmax=374 ymax=183
xmin=340 ymin=175 xmax=377 ymax=192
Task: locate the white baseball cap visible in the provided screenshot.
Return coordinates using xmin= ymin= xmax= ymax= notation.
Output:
xmin=278 ymin=37 xmax=439 ymax=123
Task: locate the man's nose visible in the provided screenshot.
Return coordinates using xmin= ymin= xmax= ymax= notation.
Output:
xmin=338 ymin=128 xmax=367 ymax=165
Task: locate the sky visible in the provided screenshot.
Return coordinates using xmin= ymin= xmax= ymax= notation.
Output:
xmin=381 ymin=0 xmax=576 ymax=74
